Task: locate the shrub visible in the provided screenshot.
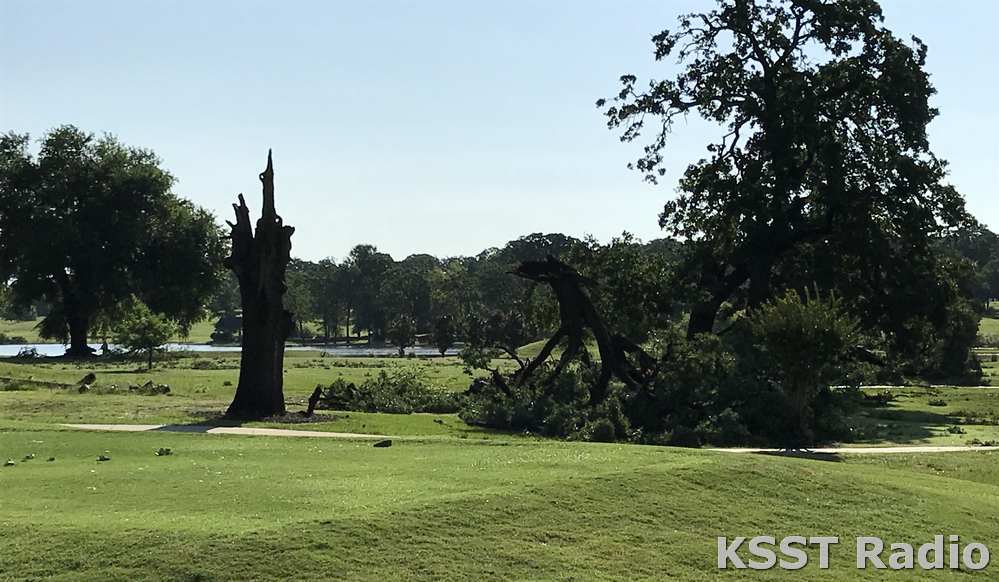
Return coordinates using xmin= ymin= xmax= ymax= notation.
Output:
xmin=190 ymin=359 xmax=236 ymax=370
xmin=0 ymin=333 xmax=29 ymax=345
xmin=694 ymin=408 xmax=751 ymax=446
xmin=459 ymin=362 xmax=630 ymax=439
xmin=318 ymin=368 xmax=460 ymax=414
xmin=743 ymin=289 xmax=861 ymax=447
xmin=863 ymin=389 xmax=896 ymax=407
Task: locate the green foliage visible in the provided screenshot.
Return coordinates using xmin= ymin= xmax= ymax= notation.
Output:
xmin=743 ymin=290 xmax=861 ymax=446
xmin=284 ymin=265 xmax=317 ymax=338
xmin=113 ymin=299 xmax=176 ymax=369
xmin=460 ymin=363 xmax=630 ymax=442
xmin=0 ymin=332 xmax=28 ymax=345
xmin=0 ymin=126 xmax=226 ymax=352
xmin=569 ymin=232 xmax=679 ymax=342
xmin=599 ymin=0 xmax=974 ymax=361
xmin=318 ymin=368 xmax=460 ymax=414
xmin=430 ymin=315 xmax=456 ymax=356
xmin=385 ymin=315 xmax=417 ymax=354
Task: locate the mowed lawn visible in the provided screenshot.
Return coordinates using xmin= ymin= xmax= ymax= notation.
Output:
xmin=0 ymin=317 xmax=218 ymax=344
xmin=979 ymin=316 xmax=999 ymax=338
xmin=1 ymin=428 xmax=997 ymax=581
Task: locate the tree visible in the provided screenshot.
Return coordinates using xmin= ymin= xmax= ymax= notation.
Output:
xmin=600 ymin=0 xmax=970 ymax=340
xmin=0 ymin=126 xmax=226 ymax=356
xmin=207 ymin=272 xmax=241 ymax=316
xmin=569 ymin=233 xmax=678 ymax=342
xmin=386 ymin=314 xmax=417 ymax=356
xmin=225 ymin=152 xmax=295 ymax=419
xmin=430 ymin=314 xmax=456 ymax=356
xmin=346 ymin=245 xmax=393 ymax=341
xmin=747 ymin=289 xmax=859 ymax=447
xmin=379 ymin=256 xmax=438 ymax=338
xmin=113 ymin=299 xmax=176 ymax=369
xmin=311 ymin=258 xmax=345 ymax=341
xmin=285 ymin=262 xmax=317 ymax=339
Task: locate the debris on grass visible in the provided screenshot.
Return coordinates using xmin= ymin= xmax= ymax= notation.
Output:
xmin=154 ymin=448 xmax=173 ymax=456
xmin=373 ymin=439 xmax=393 ymax=448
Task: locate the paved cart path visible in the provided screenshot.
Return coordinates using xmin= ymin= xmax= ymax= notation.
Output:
xmin=62 ymin=423 xmax=399 ymax=440
xmin=60 ymin=424 xmax=999 ymax=453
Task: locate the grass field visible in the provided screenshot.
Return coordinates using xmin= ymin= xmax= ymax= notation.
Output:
xmin=979 ymin=317 xmax=999 ymax=342
xmin=0 ymin=428 xmax=996 ymax=580
xmin=0 ymin=317 xmax=218 ymax=344
xmin=2 ymin=352 xmax=999 ymax=579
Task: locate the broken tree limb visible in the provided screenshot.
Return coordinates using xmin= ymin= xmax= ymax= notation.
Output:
xmin=511 ymin=256 xmax=655 ymax=404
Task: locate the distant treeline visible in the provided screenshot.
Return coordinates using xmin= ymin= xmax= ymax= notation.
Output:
xmin=202 ymin=225 xmax=999 ymax=363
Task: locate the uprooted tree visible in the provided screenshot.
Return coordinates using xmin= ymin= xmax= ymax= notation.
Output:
xmin=508 ymin=256 xmax=656 ymax=404
xmin=225 ymin=151 xmax=296 ymax=419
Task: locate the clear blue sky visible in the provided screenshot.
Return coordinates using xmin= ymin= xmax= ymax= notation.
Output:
xmin=2 ymin=1 xmax=996 ymax=261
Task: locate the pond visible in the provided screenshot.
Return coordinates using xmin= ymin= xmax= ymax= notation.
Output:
xmin=0 ymin=343 xmax=459 ymax=358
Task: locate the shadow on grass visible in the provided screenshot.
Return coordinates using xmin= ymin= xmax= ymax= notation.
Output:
xmin=757 ymin=450 xmax=843 ymax=463
xmin=152 ymin=411 xmax=343 ymax=432
xmin=846 ymin=406 xmax=956 ymax=445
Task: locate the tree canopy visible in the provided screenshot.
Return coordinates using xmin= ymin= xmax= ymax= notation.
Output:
xmin=0 ymin=126 xmax=227 ymax=355
xmin=599 ymin=0 xmax=970 ymax=344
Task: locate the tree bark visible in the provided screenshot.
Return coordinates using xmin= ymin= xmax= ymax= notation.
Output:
xmin=65 ymin=313 xmax=94 ymax=357
xmin=225 ymin=151 xmax=296 ymax=419
xmin=512 ymin=257 xmax=655 ymax=404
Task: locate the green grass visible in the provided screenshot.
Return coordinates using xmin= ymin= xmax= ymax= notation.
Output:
xmin=0 ymin=429 xmax=997 ymax=580
xmin=3 ymin=353 xmax=999 ymax=446
xmin=0 ymin=352 xmax=493 ymax=438
xmin=979 ymin=316 xmax=999 ymax=338
xmin=2 ymin=353 xmax=999 ymax=578
xmin=852 ymin=385 xmax=999 ymax=446
xmin=0 ymin=317 xmax=217 ymax=344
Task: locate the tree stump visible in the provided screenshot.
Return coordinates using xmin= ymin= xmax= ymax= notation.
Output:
xmin=225 ymin=151 xmax=296 ymax=419
xmin=304 ymin=386 xmax=322 ymax=418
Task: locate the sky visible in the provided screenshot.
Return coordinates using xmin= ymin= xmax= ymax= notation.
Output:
xmin=2 ymin=0 xmax=997 ymax=261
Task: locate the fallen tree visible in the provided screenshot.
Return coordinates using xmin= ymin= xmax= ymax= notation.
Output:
xmin=509 ymin=256 xmax=656 ymax=404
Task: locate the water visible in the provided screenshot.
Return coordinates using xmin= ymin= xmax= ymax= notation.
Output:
xmin=0 ymin=343 xmax=458 ymax=358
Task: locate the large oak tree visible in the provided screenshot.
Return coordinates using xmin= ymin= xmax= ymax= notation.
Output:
xmin=0 ymin=126 xmax=226 ymax=355
xmin=599 ymin=0 xmax=970 ymax=343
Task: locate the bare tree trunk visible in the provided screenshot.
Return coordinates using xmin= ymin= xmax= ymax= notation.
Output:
xmin=225 ymin=151 xmax=296 ymax=419
xmin=65 ymin=313 xmax=94 ymax=357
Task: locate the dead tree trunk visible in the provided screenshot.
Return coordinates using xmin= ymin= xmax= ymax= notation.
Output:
xmin=225 ymin=151 xmax=296 ymax=419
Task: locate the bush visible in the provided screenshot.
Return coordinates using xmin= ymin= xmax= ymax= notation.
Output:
xmin=459 ymin=363 xmax=630 ymax=440
xmin=0 ymin=333 xmax=29 ymax=345
xmin=318 ymin=369 xmax=460 ymax=414
xmin=863 ymin=389 xmax=896 ymax=407
xmin=743 ymin=289 xmax=860 ymax=447
xmin=694 ymin=408 xmax=751 ymax=446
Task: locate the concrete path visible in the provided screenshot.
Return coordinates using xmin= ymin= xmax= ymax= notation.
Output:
xmin=62 ymin=423 xmax=398 ymax=440
xmin=61 ymin=424 xmax=999 ymax=454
